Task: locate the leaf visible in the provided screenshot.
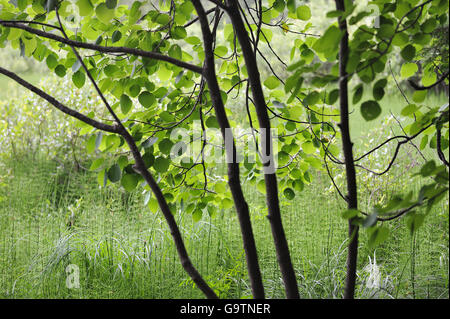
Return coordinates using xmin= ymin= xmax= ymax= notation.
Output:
xmin=158 ymin=138 xmax=174 ymax=155
xmin=312 ymin=26 xmax=342 ymax=56
xmin=172 ymin=26 xmax=187 ymax=39
xmin=90 ymin=158 xmax=104 ymax=171
xmin=352 ymin=84 xmax=363 ymax=104
xmin=362 ymin=212 xmax=378 ymax=228
xmin=105 ymin=0 xmax=117 ymax=9
xmin=138 ymin=91 xmax=156 ymax=108
xmin=360 ymin=100 xmax=381 ymax=121
xmin=420 ymin=160 xmax=436 ymax=177
xmin=192 ymin=209 xmax=203 ymax=223
xmin=412 ymin=90 xmax=427 ymax=103
xmin=111 ymin=30 xmax=122 ymax=43
xmin=107 ymin=164 xmax=122 ymax=183
xmin=215 ymin=45 xmax=228 ymax=57
xmin=121 ymin=174 xmax=139 ymax=192
xmin=283 ymin=188 xmax=295 ymax=200
xmin=296 ymin=5 xmax=311 ymax=21
xmin=120 ymin=94 xmax=132 ymax=114
xmin=72 ymin=71 xmax=86 ymax=88
xmin=95 ymin=2 xmax=115 ymax=24
xmin=54 ymin=65 xmax=66 ymax=77
xmin=401 ymin=104 xmax=419 ymax=116
xmin=406 ymin=213 xmax=425 ymax=235
xmin=368 ymin=226 xmax=389 ymax=249
xmin=302 ymin=141 xmax=315 ymax=154
xmin=264 ymin=76 xmax=280 ymax=90
xmin=400 ymin=63 xmax=418 ymax=78
xmin=153 ymin=156 xmax=169 ymax=173
xmin=341 ymin=209 xmax=359 ymax=219
xmin=46 ymin=54 xmax=58 ymax=69
xmin=77 ymin=0 xmax=94 ymax=16
xmin=400 ymin=44 xmax=416 ymax=62
xmin=257 ymin=179 xmax=266 ymax=194
xmin=327 ymin=89 xmax=339 ymax=105
xmin=129 ymin=1 xmax=143 ymax=25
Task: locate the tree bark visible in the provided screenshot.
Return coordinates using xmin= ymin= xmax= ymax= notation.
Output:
xmin=335 ymin=0 xmax=359 ymax=299
xmin=191 ymin=0 xmax=265 ymax=299
xmin=224 ymin=0 xmax=300 ymax=299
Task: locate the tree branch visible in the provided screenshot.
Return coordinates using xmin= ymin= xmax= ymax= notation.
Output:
xmin=0 ymin=66 xmax=118 ymax=133
xmin=0 ymin=20 xmax=204 ymax=74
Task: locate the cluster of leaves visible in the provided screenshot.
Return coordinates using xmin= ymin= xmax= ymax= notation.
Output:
xmin=282 ymin=0 xmax=449 ymax=249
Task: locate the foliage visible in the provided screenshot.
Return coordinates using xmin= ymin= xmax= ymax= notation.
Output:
xmin=0 ymin=0 xmax=448 ymax=299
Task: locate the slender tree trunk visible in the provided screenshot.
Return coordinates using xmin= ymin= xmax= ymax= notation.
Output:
xmin=335 ymin=0 xmax=359 ymax=299
xmin=225 ymin=0 xmax=300 ymax=299
xmin=192 ymin=0 xmax=265 ymax=299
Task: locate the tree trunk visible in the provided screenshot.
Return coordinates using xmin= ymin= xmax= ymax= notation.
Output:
xmin=225 ymin=0 xmax=300 ymax=299
xmin=335 ymin=0 xmax=360 ymax=300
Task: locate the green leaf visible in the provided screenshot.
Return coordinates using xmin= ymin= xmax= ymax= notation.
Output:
xmin=95 ymin=2 xmax=115 ymax=24
xmin=129 ymin=1 xmax=143 ymax=25
xmin=400 ymin=44 xmax=416 ymax=62
xmin=302 ymin=141 xmax=315 ymax=154
xmin=327 ymin=89 xmax=339 ymax=105
xmin=153 ymin=156 xmax=169 ymax=173
xmin=362 ymin=212 xmax=378 ymax=228
xmin=120 ymin=94 xmax=132 ymax=114
xmin=105 ymin=0 xmax=117 ymax=9
xmin=283 ymin=188 xmax=295 ymax=200
xmin=341 ymin=209 xmax=359 ymax=219
xmin=46 ymin=54 xmax=58 ymax=69
xmin=90 ymin=158 xmax=105 ymax=171
xmin=172 ymin=26 xmax=187 ymax=39
xmin=107 ymin=164 xmax=122 ymax=183
xmin=158 ymin=138 xmax=174 ymax=155
xmin=111 ymin=30 xmax=122 ymax=43
xmin=368 ymin=226 xmax=389 ymax=249
xmin=215 ymin=45 xmax=228 ymax=56
xmin=412 ymin=90 xmax=427 ymax=103
xmin=192 ymin=209 xmax=203 ymax=223
xmin=72 ymin=70 xmax=86 ymax=88
xmin=420 ymin=160 xmax=436 ymax=177
xmin=312 ymin=26 xmax=342 ymax=56
xmin=296 ymin=5 xmax=311 ymax=21
xmin=400 ymin=63 xmax=418 ymax=78
xmin=264 ymin=76 xmax=280 ymax=90
xmin=155 ymin=13 xmax=170 ymax=25
xmin=77 ymin=0 xmax=94 ymax=16
xmin=273 ymin=0 xmax=285 ymax=12
xmin=138 ymin=91 xmax=156 ymax=108
xmin=121 ymin=174 xmax=139 ymax=192
xmin=360 ymin=100 xmax=381 ymax=121
xmin=54 ymin=65 xmax=66 ymax=77
xmin=372 ymin=82 xmax=385 ymax=101
xmin=401 ymin=104 xmax=419 ymax=116
xmin=406 ymin=213 xmax=425 ymax=235
xmin=352 ymin=84 xmax=363 ymax=104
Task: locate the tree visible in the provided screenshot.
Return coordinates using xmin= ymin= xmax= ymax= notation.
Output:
xmin=0 ymin=0 xmax=448 ymax=299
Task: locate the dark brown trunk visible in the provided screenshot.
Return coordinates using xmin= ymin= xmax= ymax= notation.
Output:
xmin=191 ymin=0 xmax=265 ymax=299
xmin=335 ymin=0 xmax=359 ymax=299
xmin=224 ymin=0 xmax=300 ymax=299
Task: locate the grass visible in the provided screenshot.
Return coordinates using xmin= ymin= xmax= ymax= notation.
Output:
xmin=0 ymin=148 xmax=447 ymax=299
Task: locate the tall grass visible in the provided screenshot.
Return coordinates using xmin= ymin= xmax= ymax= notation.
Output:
xmin=0 ymin=146 xmax=447 ymax=298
